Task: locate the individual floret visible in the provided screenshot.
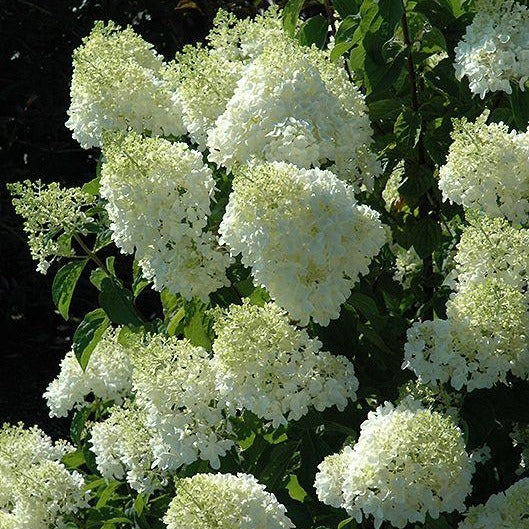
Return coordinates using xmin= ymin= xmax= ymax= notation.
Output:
xmin=66 ymin=21 xmax=185 ymax=148
xmin=163 ymin=473 xmax=294 ymax=529
xmin=212 ymin=301 xmax=358 ymax=427
xmin=219 ymin=162 xmax=386 ymax=326
xmin=101 ymin=131 xmax=231 ymax=301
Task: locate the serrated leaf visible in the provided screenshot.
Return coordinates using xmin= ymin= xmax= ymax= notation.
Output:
xmin=296 ymin=15 xmax=328 ymax=48
xmin=347 ymin=292 xmax=379 ymax=319
xmin=82 ymin=176 xmax=100 ymax=197
xmin=333 ymin=0 xmax=360 ymax=18
xmin=73 ymin=308 xmax=110 ymax=370
xmin=184 ymin=309 xmax=213 ymax=349
xmin=282 ymin=0 xmax=304 ymax=37
xmin=52 ymin=259 xmax=88 ymax=320
xmin=99 ymin=277 xmax=142 ymax=326
xmin=70 ymin=407 xmax=90 ymax=445
xmin=96 ymin=481 xmax=121 ymax=508
xmin=134 ymin=493 xmax=147 ymax=516
xmin=394 ymin=109 xmax=422 ymax=153
xmin=61 ymin=449 xmax=85 ymax=469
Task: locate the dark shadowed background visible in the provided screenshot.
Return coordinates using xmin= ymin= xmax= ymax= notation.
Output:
xmin=0 ymin=0 xmax=275 ymax=435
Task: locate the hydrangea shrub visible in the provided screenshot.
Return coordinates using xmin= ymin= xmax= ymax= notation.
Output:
xmin=6 ymin=1 xmax=529 ymax=528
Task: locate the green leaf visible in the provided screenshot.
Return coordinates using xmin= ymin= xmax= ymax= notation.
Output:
xmin=296 ymin=15 xmax=328 ymax=49
xmin=82 ymin=176 xmax=100 ymax=197
xmin=73 ymin=308 xmax=110 ymax=370
xmin=132 ymin=261 xmax=149 ymax=298
xmin=70 ymin=407 xmax=90 ymax=445
xmin=96 ymin=481 xmax=121 ymax=508
xmin=394 ymin=109 xmax=422 ymax=153
xmin=61 ymin=449 xmax=85 ymax=469
xmin=412 ymin=217 xmax=442 ymax=259
xmin=347 ymin=292 xmax=379 ymax=319
xmin=333 ymin=0 xmax=360 ymax=18
xmin=134 ymin=493 xmax=148 ymax=516
xmin=282 ymin=0 xmax=304 ymax=37
xmin=330 ymin=40 xmax=355 ymax=62
xmin=184 ymin=308 xmax=213 ymax=349
xmin=99 ymin=277 xmax=142 ymax=326
xmin=52 ymin=259 xmax=88 ymax=320
xmin=286 ymin=474 xmax=307 ymax=502
xmin=338 ymin=518 xmax=357 ymax=529
xmin=167 ymin=306 xmax=185 ymax=336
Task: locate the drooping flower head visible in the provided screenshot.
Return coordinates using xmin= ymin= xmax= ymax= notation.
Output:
xmin=8 ymin=180 xmax=95 ymax=274
xmin=212 ymin=301 xmax=358 ymax=427
xmin=315 ymin=401 xmax=473 ymax=529
xmin=455 ymin=0 xmax=529 ymax=98
xmin=101 ymin=131 xmax=232 ymax=301
xmin=458 ymin=477 xmax=529 ymax=528
xmin=67 ymin=21 xmax=185 ymax=148
xmin=219 ymin=161 xmax=386 ymax=326
xmin=439 ymin=112 xmax=529 ymax=224
xmin=163 ymin=473 xmax=294 ymax=529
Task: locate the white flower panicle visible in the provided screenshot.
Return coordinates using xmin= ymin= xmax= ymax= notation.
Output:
xmin=8 ymin=180 xmax=95 ymax=274
xmin=439 ymin=112 xmax=529 ymax=224
xmin=212 ymin=301 xmax=358 ymax=427
xmin=219 ymin=162 xmax=386 ymax=326
xmin=131 ymin=335 xmax=233 ymax=471
xmin=170 ymin=8 xmax=284 ymax=148
xmin=207 ymin=37 xmax=378 ymax=188
xmin=90 ymin=405 xmax=159 ymax=493
xmin=66 ymin=21 xmax=185 ymax=148
xmin=0 ymin=424 xmax=87 ymax=529
xmin=44 ymin=327 xmax=133 ymax=417
xmin=458 ymin=477 xmax=529 ymax=528
xmin=404 ymin=278 xmax=529 ymax=391
xmin=455 ymin=0 xmax=529 ymax=98
xmin=315 ymin=401 xmax=473 ymax=529
xmin=454 ymin=215 xmax=529 ymax=292
xmin=163 ymin=473 xmax=294 ymax=529
xmin=101 ymin=131 xmax=231 ymax=301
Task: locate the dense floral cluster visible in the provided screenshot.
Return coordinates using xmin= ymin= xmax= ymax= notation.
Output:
xmin=455 ymin=0 xmax=529 ymax=98
xmin=438 ymin=112 xmax=529 ymax=224
xmin=131 ymin=335 xmax=233 ymax=472
xmin=220 ymin=162 xmax=386 ymax=325
xmin=315 ymin=401 xmax=473 ymax=529
xmin=458 ymin=478 xmax=529 ymax=528
xmin=163 ymin=473 xmax=294 ymax=529
xmin=44 ymin=328 xmax=133 ymax=417
xmin=212 ymin=301 xmax=358 ymax=427
xmin=207 ymin=37 xmax=378 ymax=187
xmin=0 ymin=424 xmax=87 ymax=529
xmin=90 ymin=405 xmax=159 ymax=493
xmin=66 ymin=21 xmax=185 ymax=148
xmin=8 ymin=180 xmax=95 ymax=273
xmin=405 ymin=211 xmax=529 ymax=391
xmin=101 ymin=131 xmax=231 ymax=300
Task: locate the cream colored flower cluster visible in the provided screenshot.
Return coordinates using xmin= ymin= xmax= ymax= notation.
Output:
xmin=0 ymin=424 xmax=87 ymax=529
xmin=455 ymin=0 xmax=529 ymax=98
xmin=66 ymin=21 xmax=185 ymax=148
xmin=439 ymin=112 xmax=529 ymax=224
xmin=212 ymin=301 xmax=358 ymax=427
xmin=163 ymin=473 xmax=294 ymax=529
xmin=101 ymin=132 xmax=232 ymax=301
xmin=458 ymin=478 xmax=529 ymax=528
xmin=404 ymin=215 xmax=529 ymax=391
xmin=220 ymin=162 xmax=386 ymax=325
xmin=315 ymin=401 xmax=473 ymax=529
xmin=207 ymin=37 xmax=378 ymax=188
xmin=44 ymin=327 xmax=133 ymax=418
xmin=8 ymin=180 xmax=95 ymax=274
